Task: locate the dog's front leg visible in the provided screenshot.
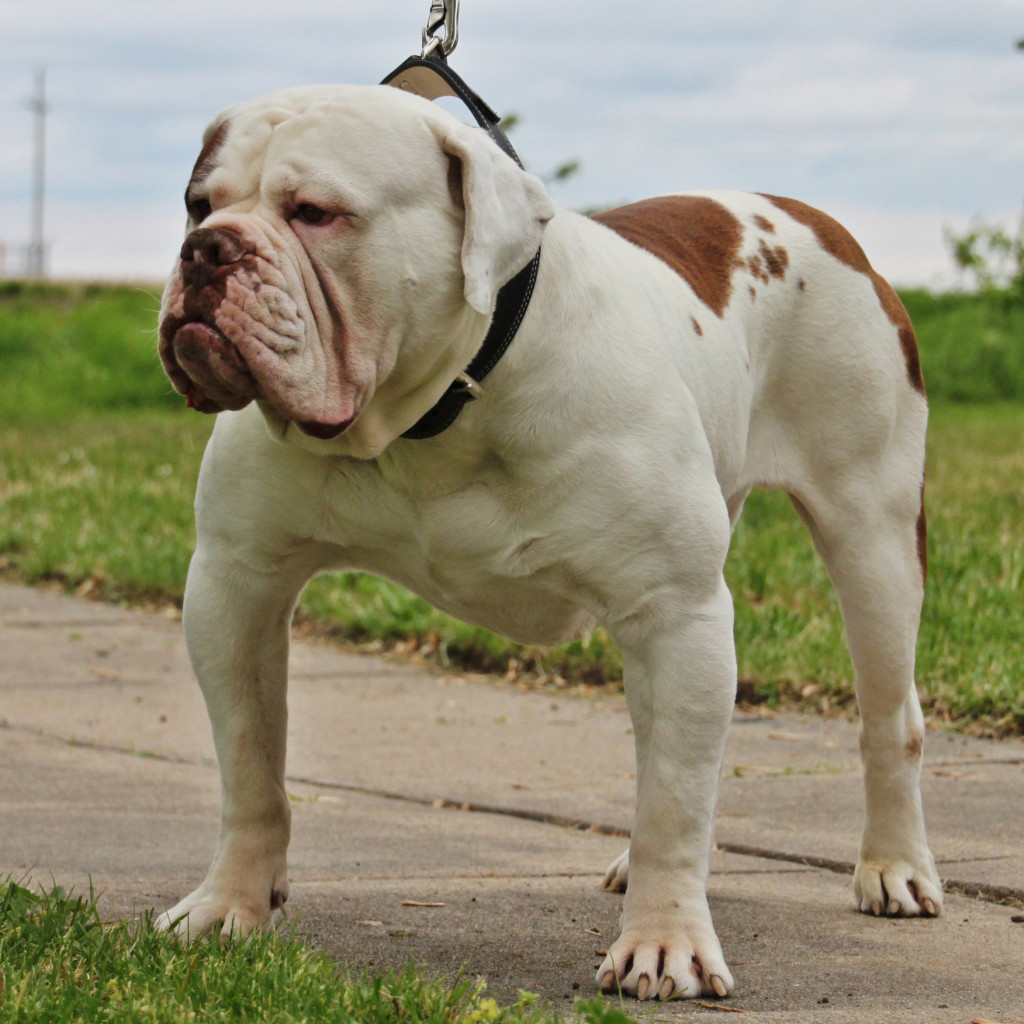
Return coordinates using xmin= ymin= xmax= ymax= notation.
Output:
xmin=598 ymin=578 xmax=737 ymax=1001
xmin=158 ymin=546 xmax=307 ymax=939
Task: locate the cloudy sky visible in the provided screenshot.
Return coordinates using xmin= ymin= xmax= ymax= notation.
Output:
xmin=1 ymin=0 xmax=1022 ymax=286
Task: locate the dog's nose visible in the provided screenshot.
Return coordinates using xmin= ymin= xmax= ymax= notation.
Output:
xmin=180 ymin=226 xmax=250 ymax=267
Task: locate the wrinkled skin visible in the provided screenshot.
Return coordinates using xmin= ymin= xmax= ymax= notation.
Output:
xmin=159 ymin=85 xmax=551 ymax=456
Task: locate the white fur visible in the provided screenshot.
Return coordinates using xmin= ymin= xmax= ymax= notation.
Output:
xmin=156 ymin=85 xmax=941 ymax=1001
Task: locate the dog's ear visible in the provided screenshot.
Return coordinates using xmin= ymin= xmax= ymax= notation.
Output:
xmin=436 ymin=121 xmax=555 ymax=315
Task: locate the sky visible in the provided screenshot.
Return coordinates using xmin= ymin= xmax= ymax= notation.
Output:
xmin=1 ymin=0 xmax=1023 ymax=287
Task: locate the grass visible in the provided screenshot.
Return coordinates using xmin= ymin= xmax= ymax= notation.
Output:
xmin=0 ymin=414 xmax=208 ymax=602
xmin=900 ymin=288 xmax=1024 ymax=401
xmin=0 ymin=281 xmax=176 ymax=418
xmin=727 ymin=403 xmax=1024 ymax=732
xmin=0 ymin=880 xmax=631 ymax=1024
xmin=0 ymin=281 xmax=1021 ymax=733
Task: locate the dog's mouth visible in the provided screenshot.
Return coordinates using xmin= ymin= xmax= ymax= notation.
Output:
xmin=160 ymin=318 xmax=264 ymax=414
xmin=159 ymin=223 xmax=361 ymax=440
xmin=160 ymin=309 xmax=355 ymax=440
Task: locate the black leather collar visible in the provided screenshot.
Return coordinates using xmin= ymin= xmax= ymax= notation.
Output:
xmin=381 ymin=53 xmax=541 ymax=440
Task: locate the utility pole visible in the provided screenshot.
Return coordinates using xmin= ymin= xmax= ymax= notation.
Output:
xmin=27 ymin=67 xmax=46 ymax=278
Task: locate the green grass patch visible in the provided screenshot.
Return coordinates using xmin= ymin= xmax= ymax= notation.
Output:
xmin=0 ymin=414 xmax=209 ymax=603
xmin=0 ymin=281 xmax=175 ymax=420
xmin=0 ymin=880 xmax=619 ymax=1024
xmin=727 ymin=403 xmax=1024 ymax=734
xmin=904 ymin=288 xmax=1024 ymax=401
xmin=0 ymin=282 xmax=1021 ymax=733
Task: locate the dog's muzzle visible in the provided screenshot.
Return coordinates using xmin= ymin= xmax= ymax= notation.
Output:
xmin=159 ymin=226 xmax=266 ymax=414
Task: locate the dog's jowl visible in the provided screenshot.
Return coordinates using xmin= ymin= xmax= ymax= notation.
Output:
xmin=157 ymin=84 xmax=940 ymax=1001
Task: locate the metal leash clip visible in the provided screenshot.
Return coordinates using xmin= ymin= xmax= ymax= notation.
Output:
xmin=421 ymin=0 xmax=460 ymax=58
xmin=380 ymin=0 xmax=541 ymax=440
xmin=381 ymin=0 xmax=523 ymax=168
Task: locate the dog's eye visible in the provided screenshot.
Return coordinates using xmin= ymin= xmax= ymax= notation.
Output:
xmin=187 ymin=196 xmax=213 ymax=224
xmin=294 ymin=203 xmax=332 ymax=226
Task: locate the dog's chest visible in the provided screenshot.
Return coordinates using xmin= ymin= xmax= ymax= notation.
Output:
xmin=321 ymin=450 xmax=596 ymax=645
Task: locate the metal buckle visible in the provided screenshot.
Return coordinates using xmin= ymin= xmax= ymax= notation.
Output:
xmin=453 ymin=371 xmax=485 ymax=400
xmin=421 ymin=0 xmax=460 ymax=58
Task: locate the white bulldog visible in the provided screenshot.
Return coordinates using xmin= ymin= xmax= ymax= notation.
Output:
xmin=157 ymin=84 xmax=941 ymax=1001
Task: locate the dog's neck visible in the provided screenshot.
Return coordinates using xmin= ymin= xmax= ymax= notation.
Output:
xmin=400 ymin=246 xmax=542 ymax=440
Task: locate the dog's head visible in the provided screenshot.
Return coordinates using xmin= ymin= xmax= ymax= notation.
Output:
xmin=158 ymin=85 xmax=554 ymax=455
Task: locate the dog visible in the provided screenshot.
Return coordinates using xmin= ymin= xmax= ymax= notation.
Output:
xmin=156 ymin=83 xmax=942 ymax=1001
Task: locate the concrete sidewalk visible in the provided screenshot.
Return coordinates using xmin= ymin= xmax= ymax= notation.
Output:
xmin=1 ymin=580 xmax=1022 ymax=1022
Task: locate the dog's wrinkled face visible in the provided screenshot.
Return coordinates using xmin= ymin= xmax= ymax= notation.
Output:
xmin=159 ymin=85 xmax=554 ymax=453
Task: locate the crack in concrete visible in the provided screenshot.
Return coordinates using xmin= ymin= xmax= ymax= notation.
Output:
xmin=5 ymin=719 xmax=1024 ymax=910
xmin=3 ymin=618 xmax=151 ymax=629
xmin=926 ymin=756 xmax=1024 ymax=768
xmin=0 ymin=678 xmax=162 ymax=690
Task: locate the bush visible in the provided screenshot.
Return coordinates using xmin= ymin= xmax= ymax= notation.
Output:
xmin=902 ymin=289 xmax=1024 ymax=402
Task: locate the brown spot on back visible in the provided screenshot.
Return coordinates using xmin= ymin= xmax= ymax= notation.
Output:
xmin=763 ymin=194 xmax=925 ymax=395
xmin=691 ymin=317 xmax=703 ymax=336
xmin=764 ymin=194 xmax=869 ymax=270
xmin=186 ymin=119 xmax=231 ymax=201
xmin=753 ymin=214 xmax=776 ymax=233
xmin=594 ymin=196 xmax=744 ymax=318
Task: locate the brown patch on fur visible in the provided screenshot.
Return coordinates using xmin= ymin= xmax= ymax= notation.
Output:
xmin=691 ymin=316 xmax=703 ymax=336
xmin=594 ymin=196 xmax=744 ymax=318
xmin=898 ymin=325 xmax=924 ymax=393
xmin=749 ymin=285 xmax=757 ymax=300
xmin=797 ymin=278 xmax=806 ymax=291
xmin=759 ymin=238 xmax=789 ymax=279
xmin=917 ymin=481 xmax=928 ymax=584
xmin=763 ymin=194 xmax=926 ymax=395
xmin=746 ymin=239 xmax=788 ymax=286
xmin=905 ymin=729 xmax=924 ymax=759
xmin=754 ymin=214 xmax=776 ymax=233
xmin=186 ymin=120 xmax=231 ymax=201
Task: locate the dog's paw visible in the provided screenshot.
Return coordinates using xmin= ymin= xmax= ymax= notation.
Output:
xmin=601 ymin=849 xmax=629 ymax=892
xmin=156 ymin=880 xmax=289 ymax=940
xmin=853 ymin=858 xmax=942 ymax=917
xmin=596 ymin=923 xmax=733 ymax=1001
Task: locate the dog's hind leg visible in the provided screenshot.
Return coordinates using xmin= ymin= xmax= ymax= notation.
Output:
xmin=785 ymin=405 xmax=942 ymax=918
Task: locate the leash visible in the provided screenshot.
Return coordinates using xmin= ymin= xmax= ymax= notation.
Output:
xmin=381 ymin=0 xmax=542 ymax=440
